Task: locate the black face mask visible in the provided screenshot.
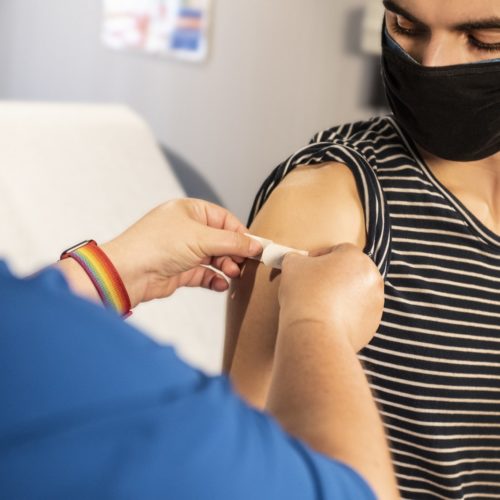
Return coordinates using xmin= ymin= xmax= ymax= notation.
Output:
xmin=381 ymin=28 xmax=500 ymax=162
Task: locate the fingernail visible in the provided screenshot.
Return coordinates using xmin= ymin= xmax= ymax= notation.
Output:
xmin=249 ymin=239 xmax=263 ymax=255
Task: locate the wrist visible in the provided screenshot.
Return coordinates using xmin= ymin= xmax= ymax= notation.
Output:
xmin=101 ymin=232 xmax=181 ymax=305
xmin=99 ymin=239 xmax=147 ymax=309
xmin=58 ymin=239 xmax=135 ymax=315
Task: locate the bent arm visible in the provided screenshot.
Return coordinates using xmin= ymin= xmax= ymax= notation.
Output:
xmin=268 ymin=315 xmax=399 ymax=500
xmin=224 ymin=162 xmax=367 ymax=407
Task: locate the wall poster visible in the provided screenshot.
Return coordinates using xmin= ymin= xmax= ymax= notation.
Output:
xmin=102 ymin=0 xmax=212 ymax=62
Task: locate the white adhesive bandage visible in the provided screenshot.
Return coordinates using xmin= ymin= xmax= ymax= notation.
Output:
xmin=245 ymin=234 xmax=309 ymax=270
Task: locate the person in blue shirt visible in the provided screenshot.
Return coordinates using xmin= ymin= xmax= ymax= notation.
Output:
xmin=0 ymin=198 xmax=399 ymax=500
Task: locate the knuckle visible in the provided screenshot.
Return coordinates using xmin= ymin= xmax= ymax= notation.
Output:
xmin=231 ymin=231 xmax=245 ymax=251
xmin=231 ymin=230 xmax=241 ymax=245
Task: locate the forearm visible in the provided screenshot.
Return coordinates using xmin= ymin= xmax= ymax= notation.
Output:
xmin=266 ymin=319 xmax=399 ymax=500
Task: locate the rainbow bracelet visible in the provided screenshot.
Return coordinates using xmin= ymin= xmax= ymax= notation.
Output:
xmin=60 ymin=240 xmax=132 ymax=318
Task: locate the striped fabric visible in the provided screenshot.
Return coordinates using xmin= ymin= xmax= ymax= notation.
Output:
xmin=249 ymin=115 xmax=500 ymax=499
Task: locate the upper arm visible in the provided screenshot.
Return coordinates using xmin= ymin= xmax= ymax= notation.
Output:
xmin=224 ymin=162 xmax=367 ymax=408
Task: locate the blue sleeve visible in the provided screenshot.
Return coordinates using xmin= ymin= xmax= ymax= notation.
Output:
xmin=0 ymin=262 xmax=376 ymax=500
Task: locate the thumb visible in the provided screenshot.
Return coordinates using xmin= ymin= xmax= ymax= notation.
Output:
xmin=199 ymin=227 xmax=263 ymax=259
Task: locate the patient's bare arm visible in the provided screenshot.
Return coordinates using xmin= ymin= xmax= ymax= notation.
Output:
xmin=268 ymin=247 xmax=399 ymax=500
xmin=224 ymin=162 xmax=367 ymax=407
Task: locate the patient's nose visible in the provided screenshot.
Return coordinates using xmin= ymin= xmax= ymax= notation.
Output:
xmin=420 ymin=34 xmax=462 ymax=66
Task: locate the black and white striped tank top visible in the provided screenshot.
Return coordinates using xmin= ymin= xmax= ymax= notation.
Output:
xmin=249 ymin=115 xmax=500 ymax=500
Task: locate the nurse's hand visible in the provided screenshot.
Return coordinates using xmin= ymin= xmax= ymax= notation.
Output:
xmin=59 ymin=199 xmax=262 ymax=308
xmin=278 ymin=244 xmax=384 ymax=352
xmin=102 ymin=199 xmax=263 ymax=306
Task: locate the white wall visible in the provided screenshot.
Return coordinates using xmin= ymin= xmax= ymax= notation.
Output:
xmin=0 ymin=0 xmax=378 ymax=220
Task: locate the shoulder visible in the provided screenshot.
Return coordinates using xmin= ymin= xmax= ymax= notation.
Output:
xmin=250 ymin=161 xmax=366 ymax=253
xmin=310 ymin=115 xmax=395 ymax=147
xmin=249 ymin=116 xmax=398 ymax=231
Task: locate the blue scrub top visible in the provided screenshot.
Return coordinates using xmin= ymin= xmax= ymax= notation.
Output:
xmin=0 ymin=260 xmax=375 ymax=500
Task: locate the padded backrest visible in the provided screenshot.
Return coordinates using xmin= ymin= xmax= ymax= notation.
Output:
xmin=0 ymin=102 xmax=226 ymax=373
